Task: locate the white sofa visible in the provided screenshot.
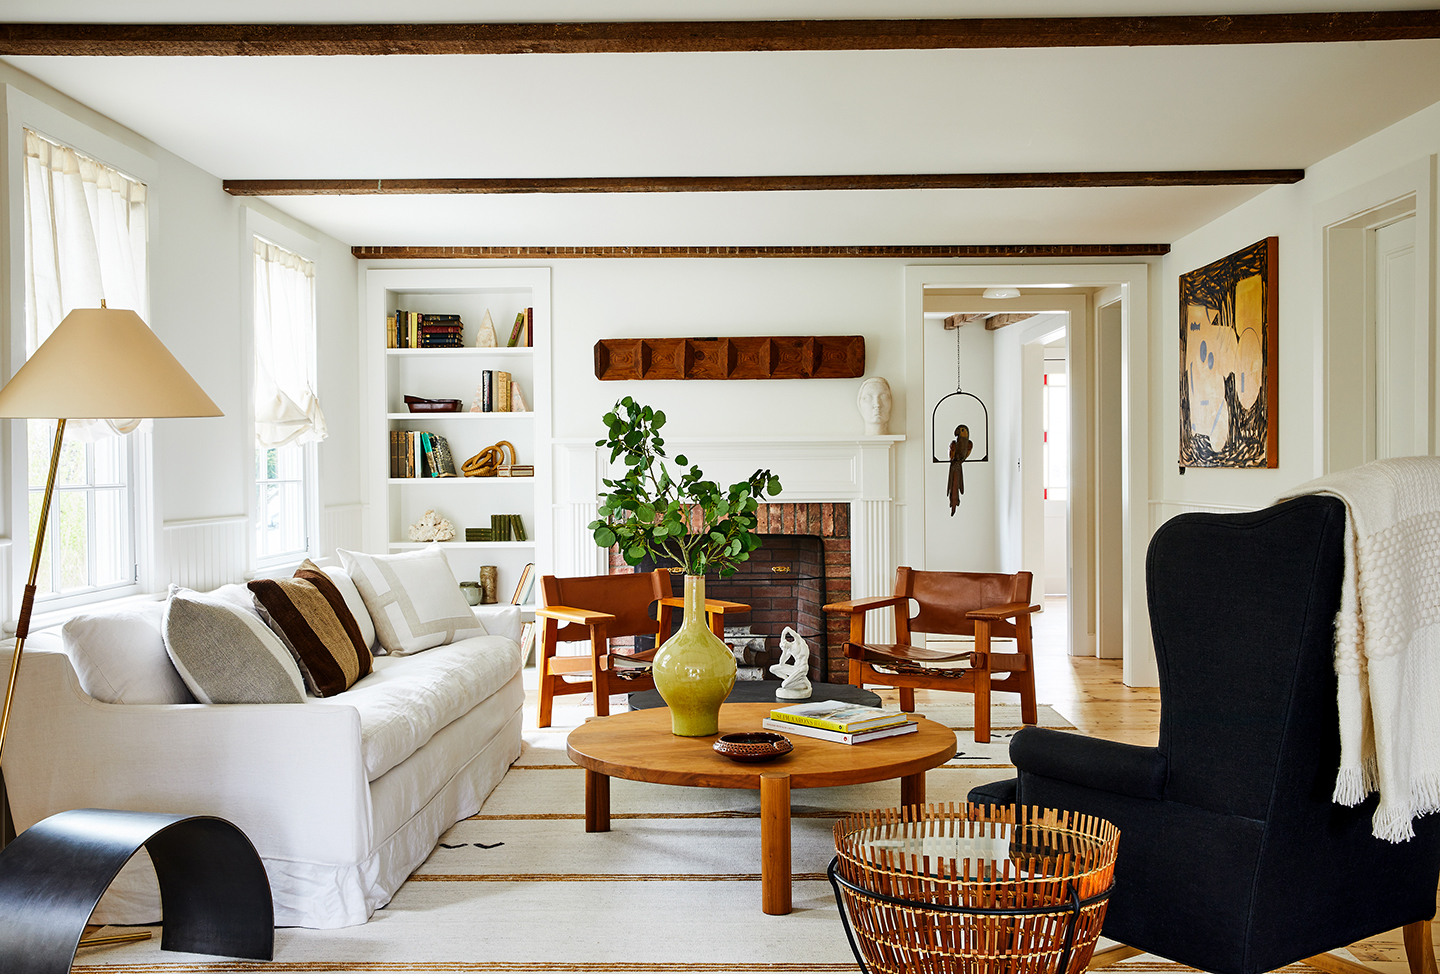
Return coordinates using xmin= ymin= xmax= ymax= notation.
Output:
xmin=0 ymin=594 xmax=523 ymax=929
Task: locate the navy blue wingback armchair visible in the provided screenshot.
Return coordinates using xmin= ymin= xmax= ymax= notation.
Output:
xmin=972 ymin=495 xmax=1440 ymax=974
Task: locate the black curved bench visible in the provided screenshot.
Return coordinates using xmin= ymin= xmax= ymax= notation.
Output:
xmin=0 ymin=808 xmax=273 ymax=973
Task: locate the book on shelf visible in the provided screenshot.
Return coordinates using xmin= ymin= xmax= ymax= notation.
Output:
xmin=510 ymin=563 xmax=535 ymax=604
xmin=481 ymin=370 xmax=492 ymax=412
xmin=510 ymin=514 xmax=526 ymax=542
xmin=430 ymin=433 xmax=458 ymax=477
xmin=465 ymin=527 xmax=493 ymax=542
xmin=495 ymin=371 xmax=511 ymax=413
xmin=420 ymin=431 xmax=436 ymax=477
xmin=768 ymin=700 xmax=907 ymax=733
xmin=525 ymin=307 xmax=533 ymax=348
xmin=490 ymin=514 xmax=508 ymax=541
xmin=518 ymin=622 xmax=536 ymax=664
xmin=506 ymin=311 xmax=526 ymax=348
xmin=496 ymin=464 xmax=534 ymax=477
xmin=760 ymin=717 xmax=919 ymax=746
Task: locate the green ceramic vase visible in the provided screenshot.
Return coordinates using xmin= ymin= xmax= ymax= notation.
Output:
xmin=651 ymin=574 xmax=737 ymax=736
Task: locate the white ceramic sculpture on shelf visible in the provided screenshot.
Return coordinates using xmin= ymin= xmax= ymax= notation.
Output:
xmin=511 ymin=382 xmax=528 ymax=412
xmin=470 ymin=386 xmax=484 ymax=412
xmin=475 ymin=309 xmax=499 ymax=348
xmin=408 ymin=509 xmax=456 ymax=542
xmin=857 ymin=376 xmax=894 ymax=435
xmin=770 ymin=627 xmax=813 ymax=700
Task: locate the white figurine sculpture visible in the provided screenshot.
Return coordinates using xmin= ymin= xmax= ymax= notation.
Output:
xmin=857 ymin=376 xmax=894 ymax=435
xmin=475 ymin=309 xmax=499 ymax=348
xmin=770 ymin=627 xmax=813 ymax=700
xmin=408 ymin=509 xmax=456 ymax=542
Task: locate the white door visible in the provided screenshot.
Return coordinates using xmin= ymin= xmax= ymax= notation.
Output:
xmin=1373 ymin=216 xmax=1419 ymax=459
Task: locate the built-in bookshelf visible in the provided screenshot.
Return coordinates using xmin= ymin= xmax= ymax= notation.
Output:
xmin=364 ymin=268 xmax=550 ymax=614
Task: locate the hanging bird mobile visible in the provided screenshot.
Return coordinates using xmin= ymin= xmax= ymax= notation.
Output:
xmin=930 ymin=317 xmax=989 ymax=513
xmin=947 ymin=424 xmax=973 ymax=515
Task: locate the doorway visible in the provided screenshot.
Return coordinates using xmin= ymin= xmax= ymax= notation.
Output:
xmin=1321 ymin=159 xmax=1434 ymax=474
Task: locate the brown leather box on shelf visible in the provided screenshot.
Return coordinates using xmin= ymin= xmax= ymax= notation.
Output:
xmin=404 ymin=395 xmax=462 ymax=413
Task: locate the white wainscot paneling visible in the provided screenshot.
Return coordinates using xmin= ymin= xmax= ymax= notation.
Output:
xmin=322 ymin=504 xmax=364 ymax=562
xmin=1148 ymin=500 xmax=1258 ymax=534
xmin=163 ymin=516 xmax=248 ymax=592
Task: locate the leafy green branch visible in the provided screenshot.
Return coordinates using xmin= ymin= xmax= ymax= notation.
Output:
xmin=587 ymin=397 xmax=782 ymax=576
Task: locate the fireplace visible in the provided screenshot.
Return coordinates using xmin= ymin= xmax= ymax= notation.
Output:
xmin=610 ymin=503 xmax=853 ymax=683
xmin=554 ymin=432 xmax=902 ymax=679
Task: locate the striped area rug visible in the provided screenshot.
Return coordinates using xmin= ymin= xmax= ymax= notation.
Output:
xmin=72 ymin=692 xmax=1103 ymax=973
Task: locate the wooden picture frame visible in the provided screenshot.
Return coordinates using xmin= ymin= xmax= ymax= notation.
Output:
xmin=1179 ymin=236 xmax=1279 ymax=468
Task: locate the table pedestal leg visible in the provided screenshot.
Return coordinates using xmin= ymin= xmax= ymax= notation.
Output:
xmin=901 ymin=770 xmax=926 ymax=811
xmin=585 ymin=770 xmax=610 ymax=833
xmin=760 ymin=772 xmax=792 ymax=916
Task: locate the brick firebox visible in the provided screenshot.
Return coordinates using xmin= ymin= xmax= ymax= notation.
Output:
xmin=607 ymin=502 xmax=853 ymax=683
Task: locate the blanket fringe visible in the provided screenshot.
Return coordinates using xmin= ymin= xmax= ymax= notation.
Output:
xmin=1372 ymin=807 xmax=1418 ymax=843
xmin=1332 ymin=768 xmax=1369 ymax=806
xmin=1332 ymin=753 xmax=1380 ymax=806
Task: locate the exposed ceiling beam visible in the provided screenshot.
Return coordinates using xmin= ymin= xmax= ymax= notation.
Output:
xmin=984 ymin=313 xmax=1038 ymax=330
xmin=351 ymin=244 xmax=1170 ymax=260
xmin=4 ymin=13 xmax=1439 ymax=57
xmin=943 ymin=314 xmax=987 ymax=329
xmin=224 ymin=171 xmax=1302 ymax=196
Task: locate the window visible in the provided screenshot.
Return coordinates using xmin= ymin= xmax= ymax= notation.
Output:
xmin=252 ymin=237 xmax=325 ymax=565
xmin=22 ymin=129 xmax=146 ymax=605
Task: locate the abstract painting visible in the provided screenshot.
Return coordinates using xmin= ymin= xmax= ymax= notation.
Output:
xmin=1179 ymin=236 xmax=1279 ymax=468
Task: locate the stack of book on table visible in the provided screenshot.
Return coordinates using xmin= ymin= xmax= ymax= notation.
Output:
xmin=763 ymin=700 xmax=918 ymax=745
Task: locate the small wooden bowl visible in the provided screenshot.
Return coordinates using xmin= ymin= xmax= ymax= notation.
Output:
xmin=713 ymin=731 xmax=793 ymax=763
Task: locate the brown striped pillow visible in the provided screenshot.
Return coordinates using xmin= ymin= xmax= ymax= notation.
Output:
xmin=248 ymin=559 xmax=372 ymax=697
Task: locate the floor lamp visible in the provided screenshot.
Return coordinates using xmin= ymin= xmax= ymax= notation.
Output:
xmin=0 ymin=304 xmax=223 ymax=958
xmin=0 ymin=303 xmax=222 ymax=767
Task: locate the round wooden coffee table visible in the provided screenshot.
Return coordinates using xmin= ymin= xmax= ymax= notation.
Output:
xmin=565 ymin=702 xmax=957 ymax=916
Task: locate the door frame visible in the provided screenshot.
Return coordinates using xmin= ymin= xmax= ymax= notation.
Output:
xmin=1317 ymin=156 xmax=1435 ymax=474
xmin=903 ymin=264 xmax=1155 ymax=686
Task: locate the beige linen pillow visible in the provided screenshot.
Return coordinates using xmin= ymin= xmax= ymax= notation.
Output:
xmin=162 ymin=586 xmax=307 ymax=704
xmin=336 ymin=547 xmax=486 ymax=656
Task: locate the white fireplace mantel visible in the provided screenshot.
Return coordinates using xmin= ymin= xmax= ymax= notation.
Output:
xmin=551 ymin=435 xmax=904 ymax=612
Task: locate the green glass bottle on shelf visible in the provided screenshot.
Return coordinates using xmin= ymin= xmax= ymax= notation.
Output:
xmin=651 ymin=575 xmax=736 ymax=737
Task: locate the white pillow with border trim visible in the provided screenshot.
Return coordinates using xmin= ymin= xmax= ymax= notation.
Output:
xmin=336 ymin=547 xmax=486 ymax=656
xmin=321 ymin=565 xmax=379 ymax=654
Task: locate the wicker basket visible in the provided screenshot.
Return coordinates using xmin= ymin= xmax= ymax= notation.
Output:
xmin=830 ymin=803 xmax=1119 ymax=974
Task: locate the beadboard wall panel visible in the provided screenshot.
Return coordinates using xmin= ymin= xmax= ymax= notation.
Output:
xmin=162 ymin=516 xmax=248 ymax=591
xmin=322 ymin=504 xmax=364 ymax=562
xmin=1149 ymin=499 xmax=1257 ymax=534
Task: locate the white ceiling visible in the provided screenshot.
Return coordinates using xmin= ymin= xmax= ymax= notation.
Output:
xmin=6 ymin=2 xmax=1440 ymax=247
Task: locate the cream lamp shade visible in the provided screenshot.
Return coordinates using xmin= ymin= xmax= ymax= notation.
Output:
xmin=0 ymin=307 xmax=222 ymax=419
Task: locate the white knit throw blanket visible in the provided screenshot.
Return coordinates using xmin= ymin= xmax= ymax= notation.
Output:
xmin=1280 ymin=456 xmax=1440 ymax=841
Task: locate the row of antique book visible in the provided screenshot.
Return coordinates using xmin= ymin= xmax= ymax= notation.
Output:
xmin=387 ymin=312 xmax=464 ymax=349
xmin=390 ymin=430 xmax=458 ymax=478
xmin=465 ymin=515 xmax=526 ymax=542
xmin=387 ymin=308 xmax=535 ymax=349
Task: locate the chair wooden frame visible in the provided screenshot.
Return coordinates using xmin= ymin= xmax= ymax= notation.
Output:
xmin=825 ymin=566 xmax=1039 ymax=743
xmin=534 ymin=570 xmax=749 ymax=727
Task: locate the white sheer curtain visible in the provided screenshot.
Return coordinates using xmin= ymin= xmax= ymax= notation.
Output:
xmin=254 ymin=238 xmax=326 ymax=446
xmin=23 ymin=129 xmax=147 ymax=438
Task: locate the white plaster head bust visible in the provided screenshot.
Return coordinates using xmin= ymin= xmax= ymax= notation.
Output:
xmin=856 ymin=376 xmax=893 ymax=435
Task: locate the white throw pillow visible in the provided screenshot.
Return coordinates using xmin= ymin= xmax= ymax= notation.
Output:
xmin=60 ymin=600 xmax=193 ymax=704
xmin=321 ymin=565 xmax=378 ymax=654
xmin=163 ymin=586 xmax=307 ymax=704
xmin=336 ymin=547 xmax=486 ymax=656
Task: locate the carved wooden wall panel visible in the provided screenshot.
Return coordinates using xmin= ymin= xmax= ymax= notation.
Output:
xmin=594 ymin=336 xmax=866 ymax=380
